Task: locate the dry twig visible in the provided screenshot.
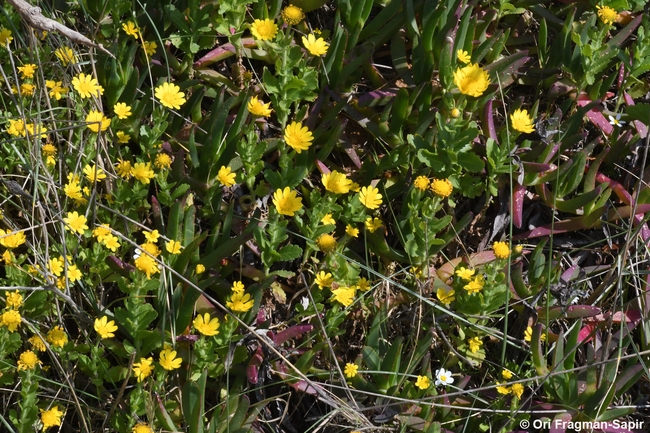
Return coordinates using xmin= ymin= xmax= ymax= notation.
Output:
xmin=6 ymin=0 xmax=115 ymax=58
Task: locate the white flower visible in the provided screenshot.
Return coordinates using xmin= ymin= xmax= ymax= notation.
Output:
xmin=435 ymin=368 xmax=454 ymax=386
xmin=133 ymin=248 xmax=142 ymax=259
xmin=608 ymin=114 xmax=626 ymax=126
xmin=300 ymin=296 xmax=309 ymax=310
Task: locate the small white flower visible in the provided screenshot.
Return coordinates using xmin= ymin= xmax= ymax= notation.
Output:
xmin=133 ymin=248 xmax=142 ymax=259
xmin=300 ymin=296 xmax=309 ymax=310
xmin=608 ymin=114 xmax=626 ymax=126
xmin=435 ymin=368 xmax=454 ymax=386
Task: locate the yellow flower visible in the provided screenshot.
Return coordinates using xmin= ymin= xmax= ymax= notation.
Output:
xmin=18 ymin=63 xmax=37 ymax=79
xmin=356 ymin=277 xmax=370 ymax=292
xmin=450 ymin=107 xmax=461 ymax=118
xmin=115 ymin=159 xmax=132 ymax=179
xmin=155 ymin=82 xmax=186 ymax=109
xmin=457 ymin=49 xmax=471 ymax=64
xmin=5 ymin=291 xmax=23 ymax=309
xmin=247 ymin=96 xmax=273 ymax=117
xmin=20 ymin=83 xmax=36 ymax=96
xmin=502 ymin=369 xmax=513 ymax=380
xmin=46 ymin=81 xmax=68 ymax=100
xmin=55 ymin=47 xmax=76 ymax=65
xmin=430 ymin=178 xmax=453 ymax=198
xmin=436 ymin=287 xmax=455 ymax=306
xmin=232 ymin=281 xmax=245 ymax=293
xmin=40 ymin=406 xmax=64 ymax=430
xmin=0 ymin=309 xmax=21 ymax=332
xmin=596 ymin=5 xmax=619 ymax=25
xmin=49 ymin=257 xmax=64 ymax=277
xmin=132 ymin=423 xmax=154 ymax=433
xmin=0 ymin=27 xmax=13 ymax=46
xmin=453 ymin=63 xmax=490 ymax=97
xmin=496 ymin=382 xmax=511 ymax=395
xmin=159 ymin=346 xmax=182 ymax=370
xmin=302 ymin=34 xmax=329 ymax=56
xmin=2 ymin=250 xmax=14 ymax=266
xmin=316 ymin=233 xmax=337 ymax=253
xmin=227 ymin=289 xmax=254 ymax=313
xmin=523 ymin=326 xmax=545 ymax=342
xmin=344 ymin=362 xmax=358 ymax=378
xmin=116 ymin=130 xmax=131 ymax=143
xmin=217 ymin=166 xmax=237 ymax=186
xmin=321 ymin=214 xmax=336 ymax=225
xmin=29 ymin=335 xmax=47 ymax=352
xmin=331 ymin=286 xmax=356 ymax=307
xmin=493 ymin=241 xmax=510 ymax=259
xmin=345 ymin=225 xmax=359 ymax=238
xmin=42 ymin=144 xmax=56 ymax=165
xmin=6 ymin=119 xmax=25 ymax=137
xmin=131 ymin=422 xmax=153 ymax=433
xmin=143 ymin=229 xmax=160 ymax=243
xmin=281 ymin=5 xmax=305 ymax=24
xmin=85 ymin=110 xmax=111 ymax=132
xmin=113 ymin=102 xmax=132 ymax=119
xmin=350 ymin=182 xmax=361 ymax=192
xmin=94 ymin=316 xmax=118 ymax=339
xmin=17 ymin=350 xmax=40 ymax=370
xmin=250 ymin=18 xmax=278 ymax=41
xmin=414 ymin=176 xmax=430 ymax=191
xmin=322 ymin=170 xmax=352 ymax=194
xmin=103 ymin=234 xmax=121 ymax=252
xmin=0 ymin=229 xmax=26 ymax=248
xmin=468 ymin=336 xmax=483 ymax=353
xmin=46 ymin=326 xmax=68 ymax=348
xmin=365 ymin=217 xmax=382 ymax=233
xmin=131 ymin=162 xmax=155 ymax=184
xmin=193 ymin=312 xmax=220 ymax=336
xmin=142 ymin=40 xmax=157 ymax=56
xmin=133 ymin=356 xmax=154 ymax=382
xmin=155 ymin=153 xmax=172 ymax=169
xmin=524 ymin=326 xmax=532 ymax=342
xmin=464 ymin=275 xmax=484 ymax=294
xmin=273 ymin=187 xmax=303 ymax=216
xmin=284 ymin=121 xmax=313 ymax=153
xmin=511 ymin=383 xmax=524 ymax=399
xmin=72 ymin=73 xmax=103 ymax=98
xmin=66 ymin=263 xmax=82 ymax=282
xmin=358 ymin=186 xmax=382 ymax=209
xmin=134 ymin=242 xmax=161 ymax=279
xmin=510 ymin=108 xmax=535 ymax=133
xmin=415 ymin=375 xmax=431 ymax=390
xmin=122 ymin=21 xmax=139 ymax=38
xmin=454 ymin=267 xmax=475 ymax=281
xmin=195 ymin=264 xmax=206 ymax=274
xmin=64 ymin=211 xmax=89 ymax=235
xmin=314 ymin=271 xmax=334 ymax=289
xmin=166 ymin=240 xmax=182 ymax=254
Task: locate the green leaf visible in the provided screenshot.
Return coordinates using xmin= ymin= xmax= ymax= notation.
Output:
xmin=457 ymin=152 xmax=485 ymax=172
xmin=277 ymin=245 xmax=303 ymax=262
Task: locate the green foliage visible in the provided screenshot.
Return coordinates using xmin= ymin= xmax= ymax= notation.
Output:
xmin=0 ymin=0 xmax=648 ymax=431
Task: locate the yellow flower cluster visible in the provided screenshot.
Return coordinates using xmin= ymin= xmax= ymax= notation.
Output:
xmin=0 ymin=229 xmax=26 ymax=249
xmin=134 ymin=242 xmax=161 ymax=279
xmin=226 ymin=281 xmax=254 ymax=313
xmin=496 ymin=370 xmax=524 ymax=398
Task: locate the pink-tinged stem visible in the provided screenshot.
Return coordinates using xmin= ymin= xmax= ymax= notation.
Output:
xmin=194 ymin=38 xmax=257 ymax=68
xmin=482 ymin=99 xmax=498 ymax=142
xmin=595 ymin=172 xmax=650 ymax=241
xmin=512 ymin=183 xmax=526 ymax=228
xmin=577 ymin=94 xmax=613 ymax=135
